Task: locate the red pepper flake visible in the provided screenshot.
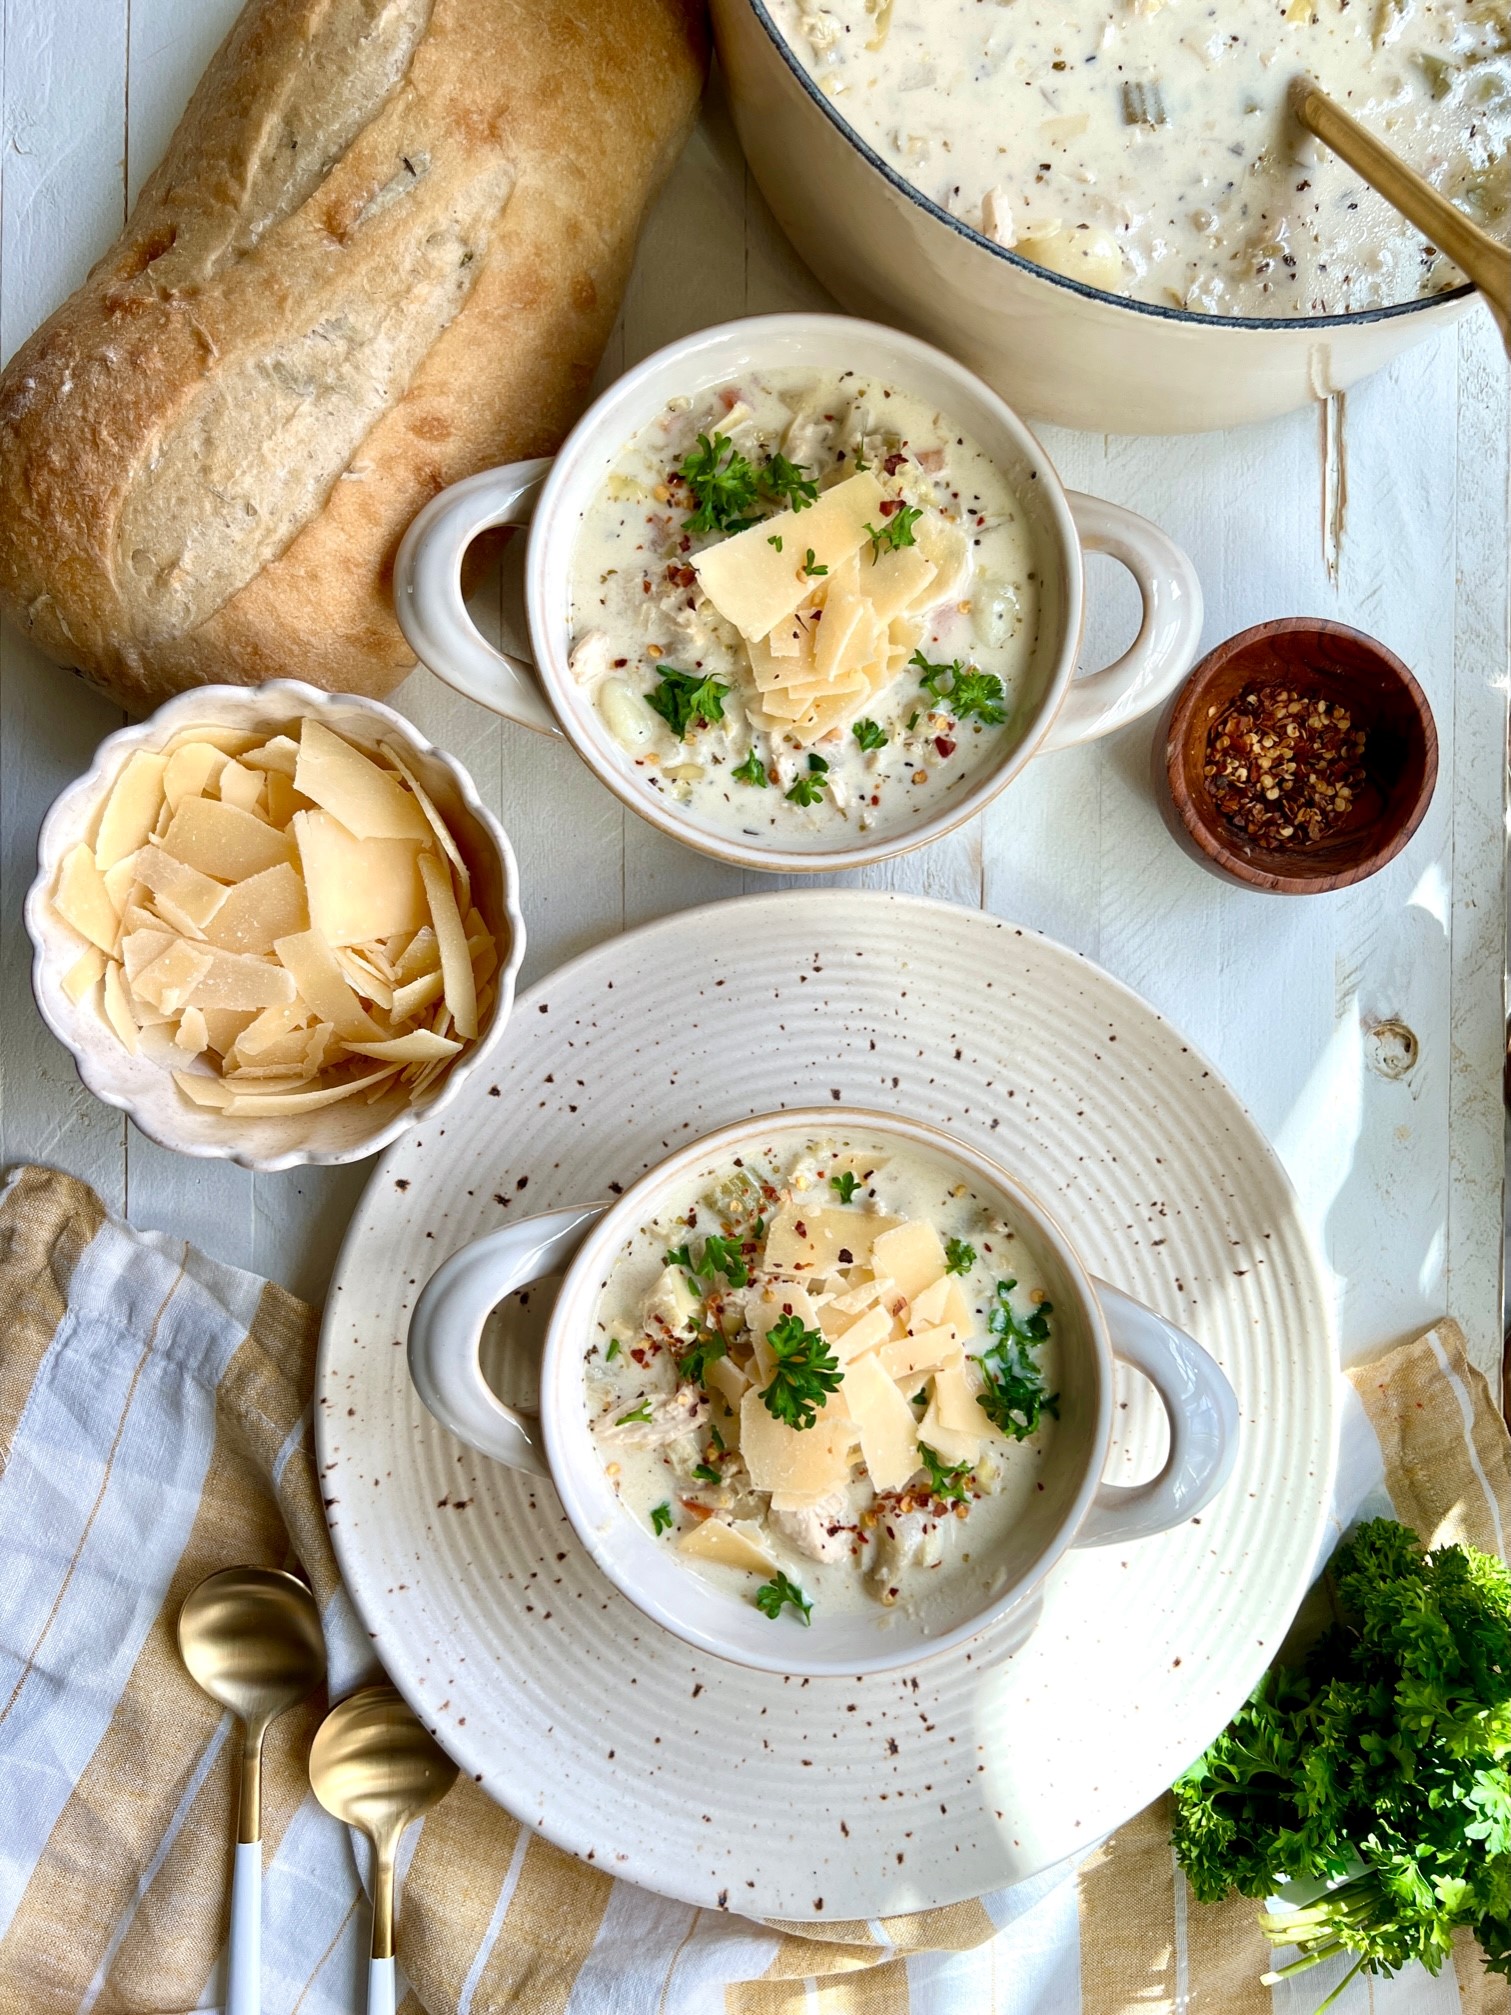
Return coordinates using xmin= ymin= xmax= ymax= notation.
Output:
xmin=665 ymin=563 xmax=697 ymax=588
xmin=879 ymin=497 xmax=902 ymax=517
xmin=935 ymin=736 xmax=956 ymax=758
xmin=1204 ymin=682 xmax=1367 ymax=848
xmin=883 ymin=451 xmax=908 ymax=475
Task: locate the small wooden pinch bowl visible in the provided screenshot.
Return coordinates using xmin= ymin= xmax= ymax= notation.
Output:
xmin=1158 ymin=618 xmax=1437 ymax=896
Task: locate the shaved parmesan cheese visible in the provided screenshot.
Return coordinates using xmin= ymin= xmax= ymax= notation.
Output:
xmin=393 ymin=926 xmax=440 ymax=984
xmin=910 ymin=1276 xmax=974 ymax=1333
xmin=293 ymin=812 xmax=426 ymax=946
xmin=706 ymin=1355 xmax=749 ymax=1436
xmin=915 ymin=1403 xmax=979 ymax=1468
xmin=173 ymin=1069 xmax=235 ymax=1107
xmin=764 ymin=1206 xmax=900 ymax=1276
xmin=821 ymin=1303 xmax=893 ymax=1364
xmin=872 ymin=1219 xmax=948 ymax=1303
xmin=162 ymin=726 xmax=263 ymax=758
xmin=101 ymin=854 xmax=142 ymax=916
xmin=163 ymin=798 xmax=295 ymax=882
xmin=677 ymin=1517 xmax=775 ymax=1575
xmin=133 ymin=844 xmax=229 ymax=932
xmin=391 ymin=969 xmax=445 ymax=1020
xmin=163 ymin=743 xmax=229 ymax=810
xmin=841 ymin=1353 xmax=922 ymax=1492
xmin=240 ymin=736 xmax=301 ymax=776
xmin=738 ymin=1388 xmax=856 ymax=1497
xmin=187 ymin=950 xmax=297 ymax=1013
xmin=863 ymin=542 xmax=937 ymax=622
xmin=102 ymin=962 xmax=139 ymax=1052
xmin=418 ymin=848 xmax=477 ymax=1041
xmin=200 ymin=862 xmax=308 ymax=955
xmin=378 ymin=741 xmax=471 ymax=902
xmin=62 ymin=945 xmax=107 ymax=1004
xmin=930 ymin=1360 xmax=986 ymax=1436
xmin=175 ymin=1006 xmax=209 ymax=1056
xmin=346 ymin=1031 xmax=463 ymax=1064
xmin=235 ymin=1003 xmax=312 ymax=1058
xmin=223 ymin=1067 xmax=400 ymax=1116
xmin=120 ymin=927 xmax=178 ymax=981
xmin=877 ymin=1328 xmax=963 ymax=1384
xmin=216 ymin=761 xmax=266 ymax=815
xmin=273 ymin=931 xmax=381 ymax=1041
xmin=693 ymin=472 xmax=884 ymax=640
xmin=133 ymin=941 xmax=215 ymax=1017
xmin=94 ymin=752 xmax=168 ymax=871
xmin=296 ymin=721 xmax=429 ymax=841
xmin=55 ymin=845 xmax=121 ymax=953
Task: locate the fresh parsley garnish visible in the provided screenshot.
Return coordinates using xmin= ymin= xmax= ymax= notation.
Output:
xmin=732 ymin=749 xmax=769 ymax=787
xmin=664 ymin=1243 xmax=694 ymax=1270
xmin=909 ymin=651 xmax=1007 ymax=726
xmin=972 ymin=1280 xmax=1058 ymax=1441
xmin=906 ymin=711 xmax=920 ymax=731
xmin=679 ymin=433 xmax=762 ymax=535
xmin=692 ymin=1461 xmax=723 ymax=1485
xmin=785 ymin=771 xmax=826 ymax=807
xmin=700 ymin=1234 xmax=750 ymax=1287
xmin=918 ymin=1442 xmax=973 ymax=1505
xmin=944 ymin=1238 xmax=976 ymax=1276
xmin=759 ymin=1314 xmax=843 ymax=1430
xmin=650 ymin=1501 xmax=674 ymax=1536
xmin=1175 ymin=1520 xmax=1511 ymax=2003
xmin=807 ymin=752 xmax=828 ymax=773
xmin=604 ymin=1338 xmax=621 ymax=1362
xmin=615 ymin=1400 xmax=654 ymax=1426
xmin=762 ymin=453 xmax=819 ymax=513
xmin=647 ymin=669 xmax=729 ymax=739
xmin=852 ymin=718 xmax=888 ymax=752
xmin=800 ymin=548 xmax=827 ymax=578
xmin=829 ymin=1171 xmax=861 ymax=1203
xmin=865 ymin=503 xmax=923 ymax=557
xmin=767 ymin=534 xmax=783 ymax=552
xmin=755 ymin=1570 xmax=813 ymax=1625
xmin=852 ymin=452 xmax=871 ymax=472
xmin=677 ymin=1330 xmax=728 ymax=1384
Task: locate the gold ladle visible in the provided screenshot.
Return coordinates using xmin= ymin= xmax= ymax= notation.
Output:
xmin=1290 ymin=75 xmax=1510 ymax=351
xmin=309 ymin=1685 xmax=459 ymax=2015
xmin=178 ymin=1567 xmax=327 ymax=2015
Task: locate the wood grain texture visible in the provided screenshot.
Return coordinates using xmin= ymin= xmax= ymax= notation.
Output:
xmin=0 ymin=5 xmax=1505 ymax=1398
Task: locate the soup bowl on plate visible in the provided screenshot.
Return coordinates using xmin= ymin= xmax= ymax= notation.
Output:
xmin=393 ymin=314 xmax=1203 ymax=875
xmin=406 ymin=1107 xmax=1238 ymax=1677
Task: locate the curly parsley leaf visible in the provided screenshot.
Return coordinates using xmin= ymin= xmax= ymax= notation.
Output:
xmin=650 ymin=1501 xmax=674 ymax=1536
xmin=830 ymin=1171 xmax=861 ymax=1203
xmin=761 ymin=453 xmax=819 ymax=513
xmin=785 ymin=771 xmax=827 ymax=808
xmin=677 ymin=1329 xmax=728 ymax=1384
xmin=692 ymin=1461 xmax=723 ymax=1485
xmin=733 ymin=749 xmax=769 ymax=787
xmin=759 ymin=1314 xmax=843 ymax=1430
xmin=865 ymin=503 xmax=923 ymax=557
xmin=647 ymin=669 xmax=730 ymax=739
xmin=801 ymin=547 xmax=828 ymax=579
xmin=755 ymin=1570 xmax=813 ymax=1625
xmin=909 ymin=651 xmax=1007 ymax=726
xmin=767 ymin=534 xmax=783 ymax=551
xmin=944 ymin=1237 xmax=976 ymax=1276
xmin=972 ymin=1280 xmax=1058 ymax=1441
xmin=679 ymin=433 xmax=762 ymax=535
xmin=700 ymin=1234 xmax=750 ymax=1287
xmin=852 ymin=718 xmax=889 ymax=752
xmin=615 ymin=1400 xmax=654 ymax=1427
xmin=918 ymin=1442 xmax=974 ymax=1505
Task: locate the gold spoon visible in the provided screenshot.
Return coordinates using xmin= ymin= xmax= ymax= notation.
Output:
xmin=309 ymin=1685 xmax=459 ymax=2015
xmin=1290 ymin=75 xmax=1510 ymax=351
xmin=178 ymin=1567 xmax=327 ymax=2015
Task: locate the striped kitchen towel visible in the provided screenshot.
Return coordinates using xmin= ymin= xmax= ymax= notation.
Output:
xmin=0 ymin=1162 xmax=1507 ymax=2015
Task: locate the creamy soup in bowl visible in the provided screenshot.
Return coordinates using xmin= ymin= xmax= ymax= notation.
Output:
xmin=406 ymin=1107 xmax=1238 ymax=1677
xmin=393 ymin=315 xmax=1205 ymax=873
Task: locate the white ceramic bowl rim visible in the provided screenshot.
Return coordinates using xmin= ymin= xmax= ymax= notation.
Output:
xmin=743 ymin=0 xmax=1476 ymax=334
xmin=25 ymin=678 xmax=527 ymax=1174
xmin=536 ymin=1105 xmax=1115 ymax=1679
xmin=525 ymin=313 xmax=1087 ymax=874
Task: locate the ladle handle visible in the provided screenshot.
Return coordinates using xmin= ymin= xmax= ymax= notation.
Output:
xmin=227 ymin=1840 xmax=261 ymax=2015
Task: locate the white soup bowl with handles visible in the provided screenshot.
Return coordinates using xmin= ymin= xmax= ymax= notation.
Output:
xmin=393 ymin=314 xmax=1204 ymax=875
xmin=405 ymin=1107 xmax=1239 ymax=1678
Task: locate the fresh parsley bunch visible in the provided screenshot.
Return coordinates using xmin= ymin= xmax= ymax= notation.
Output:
xmin=1173 ymin=1519 xmax=1511 ymax=2007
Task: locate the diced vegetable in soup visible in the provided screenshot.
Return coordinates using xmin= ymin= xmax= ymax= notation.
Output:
xmin=568 ymin=370 xmax=1041 ymax=851
xmin=586 ymin=1135 xmax=1060 ymax=1626
xmin=768 ymin=0 xmax=1511 ymax=317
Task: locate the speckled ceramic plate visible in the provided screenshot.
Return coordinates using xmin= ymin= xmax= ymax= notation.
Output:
xmin=317 ymin=890 xmax=1336 ymax=1921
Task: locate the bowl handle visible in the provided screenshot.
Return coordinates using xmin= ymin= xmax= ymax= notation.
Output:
xmin=1073 ymin=1279 xmax=1239 ymax=1548
xmin=393 ymin=460 xmax=560 ymax=736
xmin=1038 ymin=494 xmax=1204 ymax=752
xmin=407 ymin=1205 xmax=606 ymax=1475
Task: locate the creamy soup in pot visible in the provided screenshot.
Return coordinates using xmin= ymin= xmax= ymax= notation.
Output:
xmin=585 ymin=1132 xmax=1060 ymax=1629
xmin=567 ymin=369 xmax=1041 ymax=851
xmin=766 ymin=0 xmax=1511 ymax=316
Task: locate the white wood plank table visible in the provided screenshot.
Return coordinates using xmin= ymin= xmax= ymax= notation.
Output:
xmin=1 ymin=2 xmax=1506 ymax=1397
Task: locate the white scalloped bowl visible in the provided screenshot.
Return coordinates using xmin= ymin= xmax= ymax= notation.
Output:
xmin=25 ymin=681 xmax=525 ymax=1173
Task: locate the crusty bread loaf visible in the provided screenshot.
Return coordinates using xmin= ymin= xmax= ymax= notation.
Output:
xmin=0 ymin=0 xmax=705 ymax=712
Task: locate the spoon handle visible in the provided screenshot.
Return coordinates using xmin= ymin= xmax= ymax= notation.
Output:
xmin=367 ymin=1955 xmax=396 ymax=2015
xmin=227 ymin=1841 xmax=261 ymax=2015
